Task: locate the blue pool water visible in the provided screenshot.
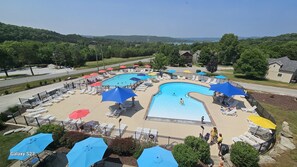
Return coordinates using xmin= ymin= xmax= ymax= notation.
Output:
xmin=147 ymin=82 xmax=214 ymax=122
xmin=103 ymin=73 xmax=149 ymax=87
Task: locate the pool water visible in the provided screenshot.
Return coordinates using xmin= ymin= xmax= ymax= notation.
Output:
xmin=147 ymin=82 xmax=214 ymax=123
xmin=103 ymin=73 xmax=150 ymax=87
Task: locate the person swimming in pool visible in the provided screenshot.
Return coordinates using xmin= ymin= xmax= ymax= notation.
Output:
xmin=180 ymin=98 xmax=184 ymax=105
xmin=173 ymin=93 xmax=176 ymax=96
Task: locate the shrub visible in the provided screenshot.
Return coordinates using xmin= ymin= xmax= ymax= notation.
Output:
xmin=196 ymin=69 xmax=201 ymax=73
xmin=184 ymin=136 xmax=210 ymax=164
xmin=230 ymin=142 xmax=259 ymax=167
xmin=7 ymin=105 xmax=19 ymax=114
xmin=53 ymin=79 xmax=56 ymax=83
xmin=37 ymin=124 xmax=64 ymax=149
xmin=109 ymin=137 xmax=136 ymax=156
xmin=44 ymin=81 xmax=47 ymax=85
xmin=26 ymin=83 xmax=31 ymax=89
xmin=39 ymin=81 xmax=43 ymax=86
xmin=4 ymin=90 xmax=9 ymax=95
xmin=172 ymin=144 xmax=198 ymax=167
xmin=0 ymin=119 xmax=6 ymax=130
xmin=59 ymin=131 xmax=90 ymax=149
xmin=59 ymin=78 xmax=62 ymax=82
xmin=137 ymin=61 xmax=144 ymax=66
xmin=133 ymin=141 xmax=156 ymax=159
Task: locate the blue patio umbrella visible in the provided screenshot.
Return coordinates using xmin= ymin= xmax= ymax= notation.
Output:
xmin=197 ymin=71 xmax=206 ymax=76
xmin=215 ymin=75 xmax=227 ymax=79
xmin=137 ymin=73 xmax=146 ymax=76
xmin=167 ymin=70 xmax=176 ymax=74
xmin=130 ymin=77 xmax=141 ymax=81
xmin=8 ymin=133 xmax=53 ymax=160
xmin=210 ymin=82 xmax=246 ymax=97
xmin=137 ymin=146 xmax=178 ymax=167
xmin=67 ymin=137 xmax=107 ymax=167
xmin=102 ymin=87 xmax=137 ymax=104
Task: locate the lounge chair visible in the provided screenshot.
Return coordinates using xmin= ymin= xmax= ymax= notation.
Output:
xmin=41 ymin=102 xmax=53 ymax=107
xmin=114 ymin=123 xmax=127 ymax=137
xmin=241 ymin=106 xmax=257 ymax=113
xmin=238 ymin=135 xmax=259 ymax=148
xmin=105 ymin=123 xmax=115 ymax=136
xmin=149 ymin=129 xmax=158 ymax=141
xmin=143 ymin=128 xmax=150 ymax=140
xmin=210 ymin=79 xmax=218 ymax=84
xmin=80 ymin=88 xmax=87 ymax=94
xmin=222 ymin=108 xmax=237 ymax=116
xmin=99 ymin=123 xmax=107 ymax=132
xmin=244 ymin=132 xmax=265 ymax=144
xmin=232 ymin=137 xmax=243 ymax=143
xmin=14 ymin=127 xmax=25 ymax=133
xmin=26 ymin=107 xmax=46 ymax=113
xmin=134 ymin=127 xmax=143 ymax=140
xmin=205 ymin=78 xmax=212 ymax=84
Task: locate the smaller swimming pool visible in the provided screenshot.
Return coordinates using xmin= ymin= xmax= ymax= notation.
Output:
xmin=103 ymin=73 xmax=150 ymax=87
xmin=147 ymin=82 xmax=214 ymax=123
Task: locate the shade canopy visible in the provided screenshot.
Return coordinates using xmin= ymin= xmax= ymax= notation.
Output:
xmin=248 ymin=115 xmax=276 ymax=130
xmin=102 ymin=87 xmax=137 ymax=104
xmin=183 ymin=70 xmax=192 ymax=73
xmin=167 ymin=70 xmax=176 ymax=74
xmin=106 ymin=67 xmax=113 ymax=71
xmin=9 ymin=133 xmax=53 ymax=160
xmin=90 ymin=82 xmax=102 ymax=87
xmin=120 ymin=65 xmax=127 ymax=69
xmin=145 ymin=64 xmax=151 ymax=68
xmin=130 ymin=77 xmax=141 ymax=81
xmin=209 ymin=82 xmax=246 ymax=97
xmin=215 ymin=75 xmax=227 ymax=79
xmin=69 ymin=109 xmax=90 ymax=119
xmin=137 ymin=146 xmax=178 ymax=167
xmin=67 ymin=137 xmax=107 ymax=167
xmin=197 ymin=71 xmax=206 ymax=76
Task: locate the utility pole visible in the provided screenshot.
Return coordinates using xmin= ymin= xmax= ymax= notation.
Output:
xmin=96 ymin=49 xmax=99 ymax=71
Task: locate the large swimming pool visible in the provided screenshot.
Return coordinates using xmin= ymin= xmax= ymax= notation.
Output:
xmin=147 ymin=82 xmax=214 ymax=123
xmin=103 ymin=73 xmax=149 ymax=87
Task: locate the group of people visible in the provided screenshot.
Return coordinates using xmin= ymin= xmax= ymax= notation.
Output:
xmin=210 ymin=127 xmax=223 ymax=156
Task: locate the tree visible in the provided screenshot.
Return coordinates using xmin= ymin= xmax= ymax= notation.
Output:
xmin=0 ymin=45 xmax=14 ymax=77
xmin=206 ymin=54 xmax=218 ymax=73
xmin=230 ymin=142 xmax=259 ymax=167
xmin=151 ymin=53 xmax=168 ymax=70
xmin=199 ymin=47 xmax=212 ymax=65
xmin=234 ymin=48 xmax=268 ymax=78
xmin=219 ymin=33 xmax=239 ymax=65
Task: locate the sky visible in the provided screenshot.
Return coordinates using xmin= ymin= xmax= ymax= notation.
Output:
xmin=0 ymin=0 xmax=297 ymax=38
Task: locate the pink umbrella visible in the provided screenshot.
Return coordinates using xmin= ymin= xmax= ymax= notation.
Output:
xmin=89 ymin=73 xmax=98 ymax=76
xmin=107 ymin=67 xmax=113 ymax=71
xmin=83 ymin=75 xmax=91 ymax=79
xmin=145 ymin=64 xmax=151 ymax=68
xmin=90 ymin=82 xmax=102 ymax=87
xmin=120 ymin=65 xmax=127 ymax=69
xmin=69 ymin=109 xmax=90 ymax=120
xmin=98 ymin=70 xmax=107 ymax=73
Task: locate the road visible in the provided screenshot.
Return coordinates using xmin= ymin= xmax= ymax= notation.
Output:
xmin=0 ymin=57 xmax=152 ymax=88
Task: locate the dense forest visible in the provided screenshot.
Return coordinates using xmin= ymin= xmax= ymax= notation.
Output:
xmin=0 ymin=22 xmax=297 ymax=78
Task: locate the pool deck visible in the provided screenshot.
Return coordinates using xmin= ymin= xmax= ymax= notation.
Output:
xmin=40 ymin=78 xmax=255 ymax=155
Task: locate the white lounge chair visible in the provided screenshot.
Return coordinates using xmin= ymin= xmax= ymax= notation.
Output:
xmin=241 ymin=106 xmax=257 ymax=113
xmin=41 ymin=102 xmax=53 ymax=107
xmin=143 ymin=128 xmax=150 ymax=140
xmin=26 ymin=107 xmax=46 ymax=113
xmin=232 ymin=137 xmax=243 ymax=143
xmin=205 ymin=78 xmax=212 ymax=84
xmin=105 ymin=123 xmax=115 ymax=136
xmin=244 ymin=132 xmax=265 ymax=144
xmin=80 ymin=88 xmax=87 ymax=94
xmin=134 ymin=127 xmax=143 ymax=140
xmin=150 ymin=129 xmax=158 ymax=141
xmin=114 ymin=123 xmax=127 ymax=137
xmin=222 ymin=108 xmax=237 ymax=116
xmin=210 ymin=79 xmax=218 ymax=84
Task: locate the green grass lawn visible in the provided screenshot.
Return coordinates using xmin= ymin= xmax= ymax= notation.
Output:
xmin=0 ymin=132 xmax=30 ymax=167
xmin=217 ymin=70 xmax=297 ymax=89
xmin=260 ymin=103 xmax=297 ymax=167
xmin=77 ymin=56 xmax=153 ymax=69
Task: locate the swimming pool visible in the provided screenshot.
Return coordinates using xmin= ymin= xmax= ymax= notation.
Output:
xmin=103 ymin=73 xmax=149 ymax=87
xmin=147 ymin=82 xmax=214 ymax=123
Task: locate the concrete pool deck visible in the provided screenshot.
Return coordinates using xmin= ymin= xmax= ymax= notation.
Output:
xmin=38 ymin=79 xmax=255 ymax=155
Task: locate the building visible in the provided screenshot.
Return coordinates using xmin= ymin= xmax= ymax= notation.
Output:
xmin=192 ymin=50 xmax=201 ymax=64
xmin=266 ymin=56 xmax=297 ymax=83
xmin=179 ymin=50 xmax=193 ymax=64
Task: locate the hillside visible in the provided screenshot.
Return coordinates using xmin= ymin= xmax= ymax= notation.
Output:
xmin=102 ymin=35 xmax=191 ymax=43
xmin=0 ymin=22 xmax=113 ymax=43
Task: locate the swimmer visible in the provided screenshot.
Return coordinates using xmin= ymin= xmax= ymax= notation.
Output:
xmin=180 ymin=98 xmax=184 ymax=105
xmin=173 ymin=93 xmax=176 ymax=96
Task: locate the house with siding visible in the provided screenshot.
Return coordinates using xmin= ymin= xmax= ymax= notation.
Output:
xmin=266 ymin=56 xmax=297 ymax=83
xmin=179 ymin=50 xmax=193 ymax=64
